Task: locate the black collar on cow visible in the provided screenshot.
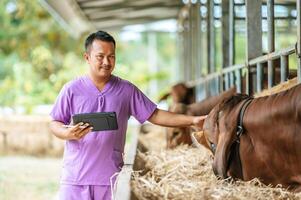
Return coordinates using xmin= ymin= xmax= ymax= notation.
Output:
xmin=236 ymin=97 xmax=253 ymax=142
xmin=227 ymin=97 xmax=253 ymax=180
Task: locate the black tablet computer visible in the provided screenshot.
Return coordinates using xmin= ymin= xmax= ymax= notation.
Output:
xmin=72 ymin=112 xmax=118 ymax=132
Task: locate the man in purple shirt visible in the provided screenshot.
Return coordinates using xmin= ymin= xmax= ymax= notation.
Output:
xmin=50 ymin=30 xmax=206 ymax=200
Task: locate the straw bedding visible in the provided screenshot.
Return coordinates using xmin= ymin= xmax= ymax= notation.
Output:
xmin=131 ymin=143 xmax=301 ymax=200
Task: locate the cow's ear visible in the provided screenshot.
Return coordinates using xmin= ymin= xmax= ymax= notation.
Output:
xmin=213 ymin=130 xmax=231 ymax=178
xmin=158 ymin=92 xmax=171 ymax=102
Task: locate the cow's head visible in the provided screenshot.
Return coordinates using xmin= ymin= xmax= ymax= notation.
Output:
xmin=158 ymin=83 xmax=195 ymax=105
xmin=203 ymin=94 xmax=250 ymax=178
xmin=166 ymin=103 xmax=192 ymax=148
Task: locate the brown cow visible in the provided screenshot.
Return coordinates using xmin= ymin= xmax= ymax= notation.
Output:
xmin=166 ymin=87 xmax=237 ymax=148
xmin=203 ymin=84 xmax=301 ymax=192
xmin=158 ymin=82 xmax=195 ymax=105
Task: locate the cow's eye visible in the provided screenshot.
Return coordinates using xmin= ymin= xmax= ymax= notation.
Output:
xmin=210 ymin=142 xmax=216 ymax=153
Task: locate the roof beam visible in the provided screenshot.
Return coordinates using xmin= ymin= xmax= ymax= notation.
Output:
xmin=93 ymin=16 xmax=177 ymax=30
xmin=78 ymin=0 xmax=181 ymax=10
xmin=87 ymin=6 xmax=180 ymax=20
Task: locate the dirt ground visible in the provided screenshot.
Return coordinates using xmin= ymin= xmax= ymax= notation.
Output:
xmin=0 ymin=156 xmax=61 ymax=200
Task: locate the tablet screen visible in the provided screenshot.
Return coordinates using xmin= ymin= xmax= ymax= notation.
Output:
xmin=72 ymin=112 xmax=118 ymax=132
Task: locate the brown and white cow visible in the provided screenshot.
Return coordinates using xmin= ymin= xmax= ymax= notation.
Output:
xmin=202 ymin=84 xmax=301 ymax=191
xmin=166 ymin=87 xmax=237 ymax=148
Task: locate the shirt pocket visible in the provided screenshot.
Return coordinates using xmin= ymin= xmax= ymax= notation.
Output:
xmin=63 ymin=140 xmax=82 ymax=166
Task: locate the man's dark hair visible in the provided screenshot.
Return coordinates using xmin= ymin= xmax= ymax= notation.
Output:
xmin=85 ymin=30 xmax=116 ymax=52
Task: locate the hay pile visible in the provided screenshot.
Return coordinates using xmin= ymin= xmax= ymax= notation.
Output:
xmin=0 ymin=115 xmax=64 ymax=156
xmin=131 ymin=144 xmax=301 ymax=200
xmin=137 ymin=125 xmax=167 ymax=152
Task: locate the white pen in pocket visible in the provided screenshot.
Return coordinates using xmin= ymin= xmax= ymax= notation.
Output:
xmin=62 ymin=125 xmax=89 ymax=129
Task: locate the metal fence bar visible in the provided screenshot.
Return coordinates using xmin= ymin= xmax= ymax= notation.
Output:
xmin=297 ymin=0 xmax=301 ymax=83
xmin=267 ymin=0 xmax=275 ymax=88
xmin=246 ymin=67 xmax=250 ymax=95
xmin=206 ymin=0 xmax=212 ymax=73
xmin=249 ymin=45 xmax=295 ymax=65
xmin=222 ymin=0 xmax=230 ymax=68
xmin=256 ymin=63 xmax=264 ymax=92
xmin=222 ymin=64 xmax=245 ymax=73
xmin=246 ymin=0 xmax=262 ymax=95
xmin=229 ymin=0 xmax=235 ymax=65
xmin=230 ymin=71 xmax=235 ymax=87
xmin=187 ymin=64 xmax=245 ymax=88
xmin=224 ymin=73 xmax=230 ymax=90
xmin=196 ymin=1 xmax=202 ymax=80
xmin=209 ymin=0 xmax=215 ymax=73
xmin=235 ymin=68 xmax=242 ymax=93
xmin=280 ymin=55 xmax=288 ymax=82
xmin=218 ymin=75 xmax=223 ymax=92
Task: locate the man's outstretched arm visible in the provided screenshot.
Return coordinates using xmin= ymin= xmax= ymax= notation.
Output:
xmin=148 ymin=108 xmax=206 ymax=129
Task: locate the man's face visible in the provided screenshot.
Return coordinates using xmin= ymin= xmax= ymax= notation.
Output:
xmin=84 ymin=39 xmax=115 ymax=79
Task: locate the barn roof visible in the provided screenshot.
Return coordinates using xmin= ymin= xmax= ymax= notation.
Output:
xmin=40 ymin=0 xmax=297 ymax=37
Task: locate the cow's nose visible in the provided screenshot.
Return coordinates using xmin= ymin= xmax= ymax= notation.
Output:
xmin=212 ymin=163 xmax=219 ymax=176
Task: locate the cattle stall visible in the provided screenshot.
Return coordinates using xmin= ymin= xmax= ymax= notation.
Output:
xmin=177 ymin=0 xmax=300 ymax=100
xmin=114 ymin=1 xmax=301 ymax=199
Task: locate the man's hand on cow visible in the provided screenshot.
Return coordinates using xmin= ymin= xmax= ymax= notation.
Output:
xmin=192 ymin=115 xmax=207 ymax=130
xmin=63 ymin=122 xmax=93 ymax=140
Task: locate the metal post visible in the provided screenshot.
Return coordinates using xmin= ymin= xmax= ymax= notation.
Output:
xmin=183 ymin=28 xmax=187 ymax=81
xmin=246 ymin=0 xmax=262 ymax=95
xmin=224 ymin=73 xmax=230 ymax=90
xmin=230 ymin=71 xmax=235 ymax=87
xmin=219 ymin=75 xmax=224 ymax=93
xmin=206 ymin=0 xmax=210 ymax=74
xmin=188 ymin=4 xmax=193 ymax=81
xmin=207 ymin=0 xmax=215 ymax=73
xmin=280 ymin=55 xmax=288 ymax=82
xmin=297 ymin=0 xmax=301 ymax=83
xmin=246 ymin=67 xmax=250 ymax=95
xmin=236 ymin=69 xmax=242 ymax=93
xmin=229 ymin=0 xmax=235 ymax=65
xmin=267 ymin=0 xmax=275 ymax=88
xmin=222 ymin=0 xmax=230 ymax=68
xmin=195 ymin=1 xmax=201 ymax=80
xmin=256 ymin=63 xmax=263 ymax=92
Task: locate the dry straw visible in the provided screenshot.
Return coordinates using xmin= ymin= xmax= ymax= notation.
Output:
xmin=132 ymin=78 xmax=301 ymax=199
xmin=132 ymin=132 xmax=301 ymax=200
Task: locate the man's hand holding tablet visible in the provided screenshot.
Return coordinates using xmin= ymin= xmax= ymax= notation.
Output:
xmin=62 ymin=122 xmax=93 ymax=140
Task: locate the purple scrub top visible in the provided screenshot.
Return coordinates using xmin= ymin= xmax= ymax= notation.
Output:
xmin=50 ymin=75 xmax=157 ymax=185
